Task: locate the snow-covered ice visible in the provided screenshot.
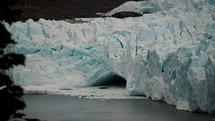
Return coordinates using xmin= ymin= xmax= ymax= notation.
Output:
xmin=4 ymin=0 xmax=215 ymax=114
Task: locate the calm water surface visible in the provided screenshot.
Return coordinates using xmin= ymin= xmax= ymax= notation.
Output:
xmin=23 ymin=95 xmax=215 ymax=121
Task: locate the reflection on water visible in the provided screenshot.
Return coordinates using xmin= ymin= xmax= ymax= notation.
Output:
xmin=23 ymin=95 xmax=215 ymax=121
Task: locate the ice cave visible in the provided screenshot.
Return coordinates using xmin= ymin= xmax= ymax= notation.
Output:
xmin=4 ymin=0 xmax=215 ymax=114
xmin=91 ymin=74 xmax=126 ymax=87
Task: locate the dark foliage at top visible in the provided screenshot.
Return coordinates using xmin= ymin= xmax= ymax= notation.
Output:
xmin=0 ymin=0 xmax=22 ymax=23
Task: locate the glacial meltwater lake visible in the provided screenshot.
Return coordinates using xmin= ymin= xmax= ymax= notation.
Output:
xmin=23 ymin=95 xmax=215 ymax=121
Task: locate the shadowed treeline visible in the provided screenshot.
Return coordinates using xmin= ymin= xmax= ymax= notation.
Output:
xmin=13 ymin=0 xmax=141 ymax=21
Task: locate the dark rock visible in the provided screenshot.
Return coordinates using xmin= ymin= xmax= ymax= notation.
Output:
xmin=99 ymin=86 xmax=109 ymax=89
xmin=111 ymin=11 xmax=142 ymax=18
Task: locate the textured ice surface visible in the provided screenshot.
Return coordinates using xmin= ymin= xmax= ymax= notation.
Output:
xmin=23 ymin=86 xmax=147 ymax=100
xmin=4 ymin=0 xmax=215 ymax=114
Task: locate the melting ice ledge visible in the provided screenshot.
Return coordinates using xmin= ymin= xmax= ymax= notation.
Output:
xmin=5 ymin=0 xmax=215 ymax=114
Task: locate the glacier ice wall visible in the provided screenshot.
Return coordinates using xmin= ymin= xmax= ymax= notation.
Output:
xmin=4 ymin=0 xmax=215 ymax=114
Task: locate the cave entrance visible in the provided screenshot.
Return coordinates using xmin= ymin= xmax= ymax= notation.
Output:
xmin=92 ymin=75 xmax=126 ymax=88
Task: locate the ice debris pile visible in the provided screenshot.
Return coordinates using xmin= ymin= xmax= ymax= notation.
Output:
xmin=4 ymin=0 xmax=215 ymax=114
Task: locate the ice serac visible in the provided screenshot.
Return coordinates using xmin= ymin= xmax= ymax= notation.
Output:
xmin=5 ymin=0 xmax=215 ymax=114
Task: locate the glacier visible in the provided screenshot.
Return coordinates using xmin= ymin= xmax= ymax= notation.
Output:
xmin=4 ymin=0 xmax=215 ymax=114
